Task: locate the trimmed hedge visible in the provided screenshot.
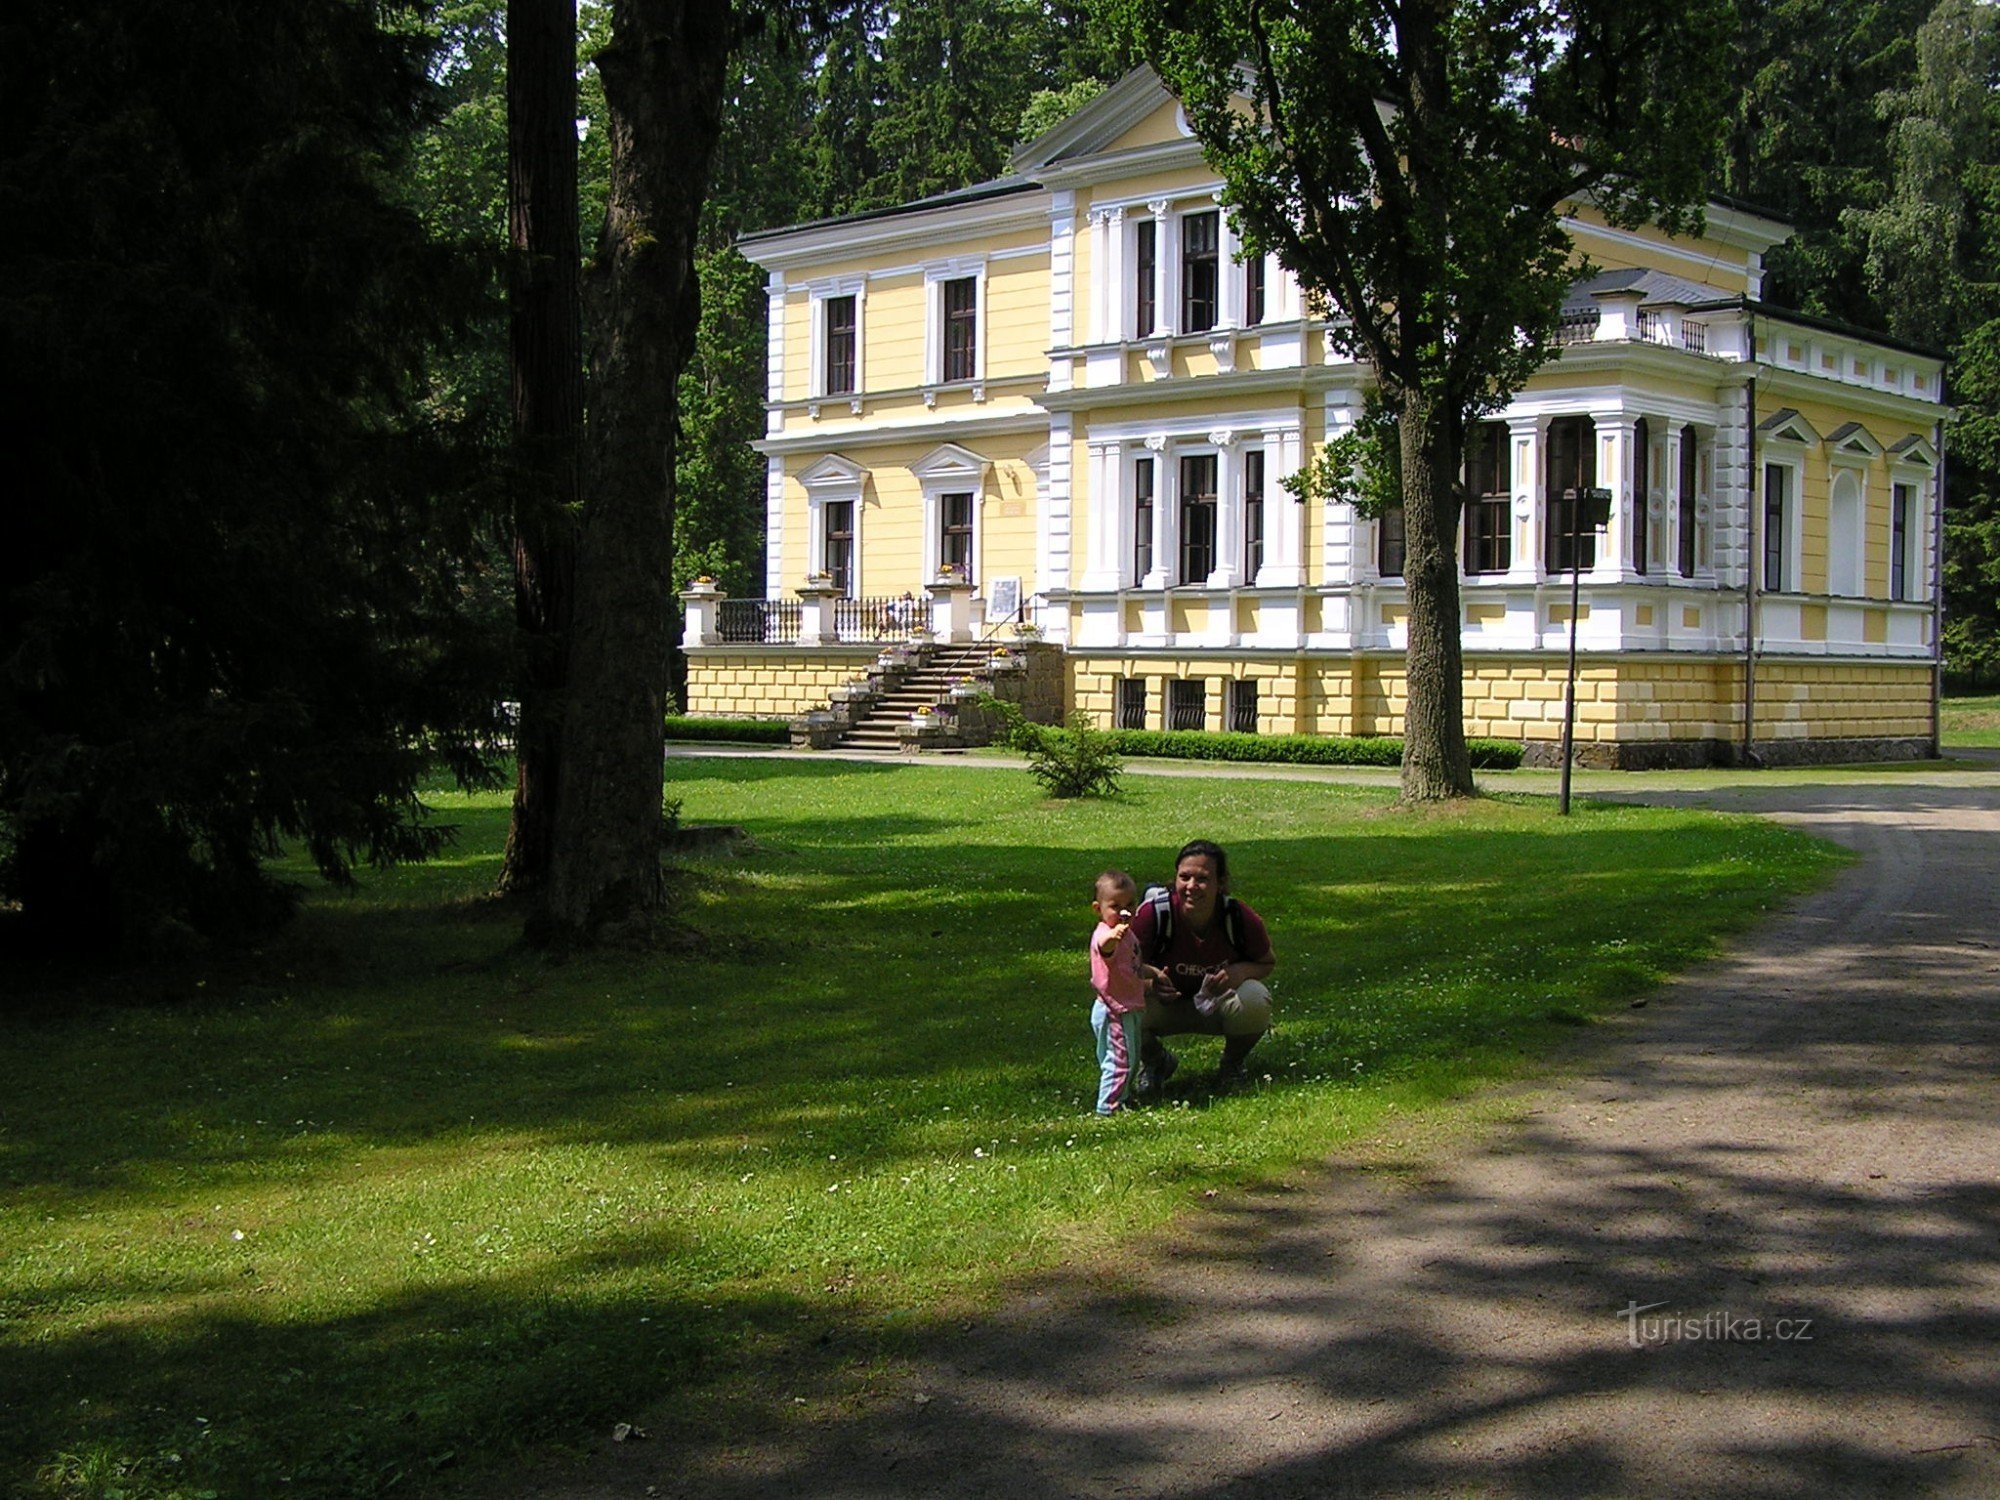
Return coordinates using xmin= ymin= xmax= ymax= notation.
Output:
xmin=663 ymin=715 xmax=790 ymax=745
xmin=1096 ymin=729 xmax=1525 ymax=770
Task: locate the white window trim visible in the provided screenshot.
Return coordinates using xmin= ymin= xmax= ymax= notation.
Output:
xmin=1131 ymin=449 xmax=1161 ymax=589
xmin=1759 ymin=451 xmax=1806 ymax=594
xmin=910 ymin=442 xmax=988 ymax=587
xmin=798 ymin=453 xmax=867 ymax=597
xmin=923 ymin=256 xmax=988 ymax=394
xmin=1758 ymin=411 xmax=1817 ymax=595
xmin=806 ymin=275 xmax=866 ymax=409
xmin=1888 ymin=449 xmax=1935 ymax=602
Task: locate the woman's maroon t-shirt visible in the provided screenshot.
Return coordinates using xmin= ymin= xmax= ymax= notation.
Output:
xmin=1129 ymin=893 xmax=1272 ymax=1001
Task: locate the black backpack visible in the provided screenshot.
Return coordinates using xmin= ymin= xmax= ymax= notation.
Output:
xmin=1140 ymin=883 xmax=1245 ymax=959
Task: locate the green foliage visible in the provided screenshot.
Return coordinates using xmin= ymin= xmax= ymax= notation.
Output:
xmin=1284 ymin=389 xmax=1404 ymax=517
xmin=0 ymin=0 xmax=507 ymax=950
xmin=673 ymin=246 xmax=771 ymax=597
xmin=1017 ymin=78 xmax=1107 ymax=144
xmin=1716 ymin=0 xmax=1933 ymax=322
xmin=1097 ymin=730 xmax=1526 ymax=770
xmin=1020 ymin=712 xmax=1126 ymax=798
xmin=1847 ymin=0 xmax=2000 ymax=351
xmin=663 ymin=715 xmax=791 ymax=744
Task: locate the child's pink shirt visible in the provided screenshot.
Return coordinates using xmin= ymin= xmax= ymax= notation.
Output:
xmin=1090 ymin=921 xmax=1147 ymax=1015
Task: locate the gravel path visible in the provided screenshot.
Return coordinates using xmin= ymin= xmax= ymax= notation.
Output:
xmin=548 ymin=767 xmax=2000 ymax=1499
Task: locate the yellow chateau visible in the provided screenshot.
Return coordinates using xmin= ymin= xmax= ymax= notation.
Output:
xmin=685 ymin=69 xmax=1948 ymax=766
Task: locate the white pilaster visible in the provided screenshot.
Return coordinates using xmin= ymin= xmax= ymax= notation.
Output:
xmin=1323 ymin=390 xmax=1364 ymax=585
xmin=1146 ymin=434 xmax=1174 ymax=590
xmin=1506 ymin=415 xmax=1540 ymax=585
xmin=1049 ymin=191 xmax=1075 ymax=395
xmin=1041 ymin=414 xmax=1073 ymax=603
xmin=1080 ymin=439 xmax=1122 ymax=591
xmin=764 ymin=455 xmax=786 ymax=590
xmin=1259 ymin=424 xmax=1306 ymax=587
xmin=765 ymin=272 xmax=787 ymax=437
xmin=1712 ymin=387 xmax=1752 ymax=591
xmin=1598 ymin=413 xmax=1639 ymax=581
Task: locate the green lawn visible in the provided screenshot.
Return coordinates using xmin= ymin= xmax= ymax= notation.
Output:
xmin=1941 ymin=691 xmax=2000 ymax=747
xmin=0 ymin=763 xmax=1844 ymax=1500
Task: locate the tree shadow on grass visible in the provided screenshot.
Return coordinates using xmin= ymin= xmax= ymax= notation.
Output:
xmin=5 ymin=776 xmax=1957 ymax=1497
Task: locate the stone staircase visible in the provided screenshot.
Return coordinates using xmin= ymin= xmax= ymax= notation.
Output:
xmin=833 ymin=644 xmax=997 ymax=752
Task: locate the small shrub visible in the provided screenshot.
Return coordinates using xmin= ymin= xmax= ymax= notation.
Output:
xmin=1023 ymin=712 xmax=1124 ymax=798
xmin=662 ymin=715 xmax=789 ymax=745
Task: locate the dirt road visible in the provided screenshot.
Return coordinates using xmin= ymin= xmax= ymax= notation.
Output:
xmin=555 ymin=772 xmax=2000 ymax=1499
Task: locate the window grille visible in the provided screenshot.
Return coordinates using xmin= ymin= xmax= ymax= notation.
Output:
xmin=1228 ymin=679 xmax=1258 ymax=734
xmin=1168 ymin=678 xmax=1207 ymax=731
xmin=1117 ymin=678 xmax=1147 ymax=730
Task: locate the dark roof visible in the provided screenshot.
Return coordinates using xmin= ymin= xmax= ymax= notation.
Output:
xmin=738 ymin=174 xmax=1040 ymax=245
xmin=1563 ymin=266 xmax=1740 ymax=312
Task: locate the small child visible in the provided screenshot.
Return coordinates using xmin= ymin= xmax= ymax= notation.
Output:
xmin=1089 ymin=869 xmax=1156 ymax=1114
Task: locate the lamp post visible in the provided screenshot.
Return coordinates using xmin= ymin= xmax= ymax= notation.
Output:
xmin=1558 ymin=486 xmax=1613 ymax=816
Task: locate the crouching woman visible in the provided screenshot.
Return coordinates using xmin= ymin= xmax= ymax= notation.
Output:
xmin=1130 ymin=838 xmax=1275 ymax=1093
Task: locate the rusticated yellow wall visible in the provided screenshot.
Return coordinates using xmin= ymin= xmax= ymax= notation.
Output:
xmin=684 ymin=648 xmax=875 ymax=719
xmin=1065 ymin=652 xmax=1934 ymax=750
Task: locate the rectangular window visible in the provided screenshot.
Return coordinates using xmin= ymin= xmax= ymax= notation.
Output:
xmin=823 ymin=500 xmax=854 ymax=595
xmin=1632 ymin=416 xmax=1649 ymax=576
xmin=1245 ymin=254 xmax=1267 ymax=325
xmin=1228 ymin=679 xmax=1258 ymax=734
xmin=1678 ymin=426 xmax=1699 ymax=578
xmin=1179 ymin=452 xmax=1217 ymax=584
xmin=823 ymin=294 xmax=856 ymax=395
xmin=1891 ymin=482 xmax=1914 ymax=600
xmin=1182 ymin=210 xmax=1219 ymax=333
xmin=941 ymin=491 xmax=973 ymax=575
xmin=1763 ymin=463 xmax=1789 ymax=592
xmin=1117 ymin=677 xmax=1147 ymax=730
xmin=1134 ymin=220 xmax=1157 ymax=338
xmin=1243 ymin=449 xmax=1265 ymax=579
xmin=1133 ymin=457 xmax=1155 ymax=583
xmin=942 ymin=276 xmax=976 ymax=383
xmin=1378 ymin=504 xmax=1406 ymax=579
xmin=1545 ymin=416 xmax=1597 ymax=573
xmin=1463 ymin=422 xmax=1510 ymax=575
xmin=1169 ymin=678 xmax=1207 ymax=732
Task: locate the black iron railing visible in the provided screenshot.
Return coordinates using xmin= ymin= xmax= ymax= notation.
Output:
xmin=718 ymin=598 xmax=801 ymax=644
xmin=834 ymin=595 xmax=931 ymax=641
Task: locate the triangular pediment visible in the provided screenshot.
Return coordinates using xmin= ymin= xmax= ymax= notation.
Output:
xmin=1889 ymin=434 xmax=1939 ymax=467
xmin=909 ymin=442 xmax=988 ymax=485
xmin=1758 ymin=408 xmax=1821 ymax=446
xmin=1010 ymin=68 xmax=1188 ymax=172
xmin=798 ymin=452 xmax=868 ymax=489
xmin=1825 ymin=421 xmax=1883 ymax=459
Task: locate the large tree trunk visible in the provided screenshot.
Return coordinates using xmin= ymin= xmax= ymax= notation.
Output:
xmin=499 ymin=0 xmax=582 ymax=896
xmin=537 ymin=0 xmax=733 ymax=944
xmin=1396 ymin=386 xmax=1477 ymax=801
